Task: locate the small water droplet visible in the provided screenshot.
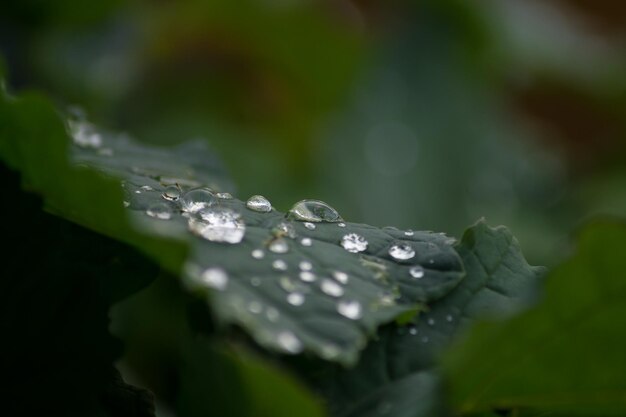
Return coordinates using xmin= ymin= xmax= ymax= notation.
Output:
xmin=409 ymin=265 xmax=425 ymax=279
xmin=404 ymin=230 xmax=414 ymax=236
xmin=299 ymin=271 xmax=316 ymax=282
xmin=427 ymin=318 xmax=435 ymax=326
xmin=273 ymin=259 xmax=288 ymax=271
xmin=429 ymin=259 xmax=435 ymax=264
xmin=69 ymin=119 xmax=102 ymax=148
xmin=299 ymin=261 xmax=312 ymax=271
xmin=288 ymin=199 xmax=343 ymax=223
xmin=216 ymin=192 xmax=233 ymax=199
xmin=332 ymin=271 xmax=349 ymax=284
xmin=269 ymin=238 xmax=289 ymax=254
xmin=246 ymin=195 xmax=272 ymax=212
xmin=277 ymin=331 xmax=303 ymax=354
xmin=337 ymin=300 xmax=362 ymax=320
xmin=320 ymin=344 xmax=341 ymax=360
xmin=123 ymin=201 xmax=130 ymax=208
xmin=252 ymin=249 xmax=265 ymax=259
xmin=301 ymin=238 xmax=312 ymax=247
xmin=389 ymin=243 xmax=415 ymax=260
xmin=421 ymin=336 xmax=429 ymax=343
xmin=409 ymin=326 xmax=418 ymax=335
xmin=446 ymin=314 xmax=454 ymax=322
xmin=146 ymin=203 xmax=173 ymax=220
xmin=304 ymin=222 xmax=316 ymax=230
xmin=140 ymin=185 xmax=153 ymax=191
xmin=162 ymin=185 xmax=181 ymax=202
xmin=248 ymin=301 xmax=263 ymax=314
xmin=341 ymin=233 xmax=368 ymax=253
xmin=250 ymin=277 xmax=261 ymax=286
xmin=321 ymin=279 xmax=344 ymax=297
xmin=337 ymin=222 xmax=346 ymax=228
xmin=188 ymin=207 xmax=246 ymax=244
xmin=134 ymin=190 xmax=141 ymax=194
xmin=266 ymin=307 xmax=280 ymax=322
xmin=181 ymin=188 xmax=216 ymax=213
xmin=287 ymin=292 xmax=305 ymax=306
xmin=198 ymin=268 xmax=229 ymax=291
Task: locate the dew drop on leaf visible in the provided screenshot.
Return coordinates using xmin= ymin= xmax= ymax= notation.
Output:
xmin=287 ymin=292 xmax=305 ymax=306
xmin=272 ymin=259 xmax=288 ymax=271
xmin=337 ymin=222 xmax=346 ymax=228
xmin=304 ymin=222 xmax=316 ymax=230
xmin=321 ymin=279 xmax=344 ymax=297
xmin=248 ymin=301 xmax=263 ymax=314
xmin=251 ymin=249 xmax=265 ymax=259
xmin=332 ymin=271 xmax=349 ymax=284
xmin=277 ymin=331 xmax=303 ymax=354
xmin=340 ymin=233 xmax=368 ymax=253
xmin=199 ymin=267 xmax=229 ymax=291
xmin=269 ymin=238 xmax=289 ymax=254
xmin=146 ymin=203 xmax=173 ymax=220
xmin=215 ymin=192 xmax=233 ymax=199
xmin=389 ymin=243 xmax=415 ymax=260
xmin=180 ymin=188 xmax=216 ymax=213
xmin=246 ymin=195 xmax=272 ymax=212
xmin=288 ymin=199 xmax=343 ymax=223
xmin=337 ymin=300 xmax=362 ymax=320
xmin=299 ymin=260 xmax=312 ymax=271
xmin=299 ymin=271 xmax=316 ymax=282
xmin=409 ymin=265 xmax=425 ymax=278
xmin=188 ymin=207 xmax=245 ymax=244
xmin=162 ymin=185 xmax=181 ymax=202
xmin=300 ymin=238 xmax=312 ymax=247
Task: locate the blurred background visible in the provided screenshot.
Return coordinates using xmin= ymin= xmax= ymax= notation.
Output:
xmin=3 ymin=1 xmax=626 ymax=415
xmin=3 ymin=0 xmax=626 ymax=267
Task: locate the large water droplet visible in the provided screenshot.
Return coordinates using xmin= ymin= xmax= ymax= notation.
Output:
xmin=246 ymin=195 xmax=272 ymax=212
xmin=188 ymin=207 xmax=245 ymax=244
xmin=337 ymin=300 xmax=362 ymax=320
xmin=181 ymin=188 xmax=216 ymax=213
xmin=287 ymin=292 xmax=305 ymax=306
xmin=389 ymin=243 xmax=415 ymax=260
xmin=269 ymin=238 xmax=289 ymax=254
xmin=162 ymin=185 xmax=181 ymax=202
xmin=321 ymin=279 xmax=344 ymax=297
xmin=409 ymin=265 xmax=425 ymax=279
xmin=277 ymin=331 xmax=303 ymax=354
xmin=288 ymin=199 xmax=343 ymax=223
xmin=341 ymin=233 xmax=368 ymax=253
xmin=198 ymin=267 xmax=229 ymax=291
xmin=146 ymin=203 xmax=173 ymax=220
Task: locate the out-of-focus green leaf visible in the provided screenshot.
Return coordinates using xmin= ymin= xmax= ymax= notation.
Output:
xmin=444 ymin=220 xmax=626 ymax=416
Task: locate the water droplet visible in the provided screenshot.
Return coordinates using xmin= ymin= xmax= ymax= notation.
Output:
xmin=198 ymin=268 xmax=229 ymax=291
xmin=337 ymin=300 xmax=362 ymax=320
xmin=301 ymin=238 xmax=312 ymax=247
xmin=266 ymin=307 xmax=280 ymax=322
xmin=277 ymin=331 xmax=303 ymax=354
xmin=123 ymin=201 xmax=130 ymax=208
xmin=409 ymin=326 xmax=418 ymax=335
xmin=304 ymin=222 xmax=316 ymax=230
xmin=69 ymin=119 xmax=102 ymax=148
xmin=332 ymin=271 xmax=349 ymax=284
xmin=246 ymin=195 xmax=272 ymax=212
xmin=273 ymin=259 xmax=288 ymax=271
xmin=134 ymin=190 xmax=141 ymax=194
xmin=146 ymin=203 xmax=173 ymax=220
xmin=273 ymin=221 xmax=296 ymax=239
xmin=279 ymin=276 xmax=297 ymax=292
xmin=429 ymin=259 xmax=435 ymax=264
xmin=427 ymin=318 xmax=435 ymax=326
xmin=287 ymin=292 xmax=305 ymax=306
xmin=446 ymin=314 xmax=454 ymax=322
xmin=341 ymin=233 xmax=368 ymax=253
xmin=162 ymin=185 xmax=181 ymax=202
xmin=181 ymin=188 xmax=216 ymax=213
xmin=216 ymin=192 xmax=233 ymax=199
xmin=404 ymin=230 xmax=414 ymax=236
xmin=320 ymin=344 xmax=341 ymax=360
xmin=299 ymin=271 xmax=316 ymax=282
xmin=250 ymin=277 xmax=261 ymax=287
xmin=248 ymin=301 xmax=263 ymax=314
xmin=337 ymin=222 xmax=346 ymax=228
xmin=299 ymin=261 xmax=312 ymax=271
xmin=321 ymin=279 xmax=344 ymax=297
xmin=288 ymin=199 xmax=343 ymax=223
xmin=269 ymin=238 xmax=289 ymax=254
xmin=140 ymin=185 xmax=153 ymax=191
xmin=188 ymin=207 xmax=246 ymax=244
xmin=252 ymin=249 xmax=265 ymax=259
xmin=409 ymin=265 xmax=425 ymax=279
xmin=389 ymin=243 xmax=415 ymax=260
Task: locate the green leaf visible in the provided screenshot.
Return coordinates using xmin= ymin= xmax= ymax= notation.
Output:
xmin=444 ymin=220 xmax=626 ymax=416
xmin=305 ymin=221 xmax=543 ymax=416
xmin=0 ymin=81 xmax=465 ymax=366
